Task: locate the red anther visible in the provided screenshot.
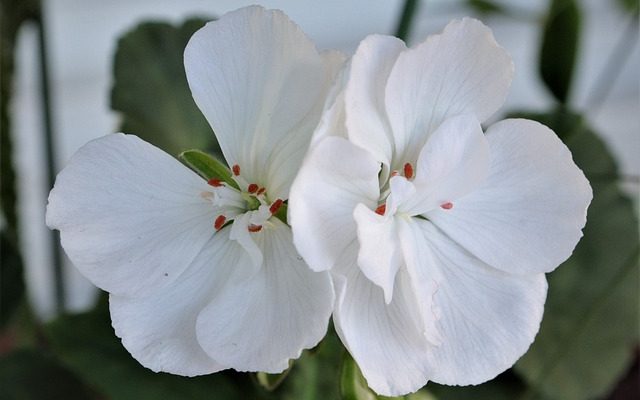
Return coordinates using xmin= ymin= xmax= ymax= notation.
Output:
xmin=256 ymin=187 xmax=266 ymax=195
xmin=391 ymin=171 xmax=399 ymax=177
xmin=232 ymin=164 xmax=241 ymax=176
xmin=269 ymin=199 xmax=283 ymax=214
xmin=375 ymin=204 xmax=386 ymax=216
xmin=247 ymin=224 xmax=263 ymax=233
xmin=214 ymin=215 xmax=227 ymax=230
xmin=403 ymin=163 xmax=414 ymax=179
xmin=247 ymin=183 xmax=259 ymax=193
xmin=440 ymin=202 xmax=453 ymax=210
xmin=207 ymin=178 xmax=223 ymax=187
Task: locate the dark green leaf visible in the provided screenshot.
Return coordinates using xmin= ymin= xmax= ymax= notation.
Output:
xmin=466 ymin=0 xmax=507 ymax=16
xmin=111 ymin=17 xmax=220 ymax=157
xmin=179 ymin=149 xmax=238 ymax=189
xmin=340 ymin=354 xmax=378 ymax=400
xmin=507 ymin=111 xmax=640 ymax=400
xmin=45 ymin=300 xmax=257 ymax=400
xmin=0 ymin=232 xmax=25 ymax=327
xmin=539 ymin=0 xmax=581 ymax=103
xmin=0 ymin=349 xmax=94 ymax=400
xmin=428 ymin=371 xmax=527 ymax=400
xmin=256 ymin=363 xmax=293 ymax=392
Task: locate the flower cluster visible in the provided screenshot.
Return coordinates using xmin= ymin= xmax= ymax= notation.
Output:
xmin=46 ymin=6 xmax=591 ymax=397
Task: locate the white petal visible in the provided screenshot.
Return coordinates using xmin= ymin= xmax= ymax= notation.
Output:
xmin=385 ymin=18 xmax=513 ymax=166
xmin=229 ymin=212 xmax=263 ymax=270
xmin=289 ymin=136 xmax=379 ymax=271
xmin=332 ymin=243 xmax=432 ymax=396
xmin=196 ymin=219 xmax=333 ymax=372
xmin=427 ymin=119 xmax=592 ymax=274
xmin=345 ymin=34 xmax=406 ymax=166
xmin=184 ymin=6 xmax=342 ymax=200
xmin=110 ymin=233 xmax=238 ymax=376
xmin=402 ymin=115 xmax=490 ymax=215
xmin=406 ymin=219 xmax=548 ymax=385
xmin=46 ymin=134 xmax=216 ymax=297
xmin=353 ymin=204 xmax=402 ymax=303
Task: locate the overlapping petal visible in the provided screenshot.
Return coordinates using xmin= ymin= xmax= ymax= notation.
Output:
xmin=110 ymin=234 xmax=237 ymax=376
xmin=400 ymin=219 xmax=548 ymax=385
xmin=184 ymin=6 xmax=344 ymax=200
xmin=427 ymin=119 xmax=592 ymax=274
xmin=289 ymin=136 xmax=380 ymax=271
xmin=195 ymin=219 xmax=333 ymax=373
xmin=384 ymin=18 xmax=513 ymax=166
xmin=46 ymin=134 xmax=216 ymax=298
xmin=332 ymin=243 xmax=432 ymax=397
xmin=400 ymin=114 xmax=489 ymax=215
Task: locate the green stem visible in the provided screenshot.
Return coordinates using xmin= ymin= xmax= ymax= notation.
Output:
xmin=395 ymin=0 xmax=420 ymax=42
xmin=36 ymin=4 xmax=65 ymax=313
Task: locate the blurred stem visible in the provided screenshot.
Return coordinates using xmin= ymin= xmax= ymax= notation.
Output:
xmin=35 ymin=3 xmax=65 ymax=313
xmin=585 ymin=14 xmax=638 ymax=113
xmin=395 ymin=0 xmax=420 ymax=42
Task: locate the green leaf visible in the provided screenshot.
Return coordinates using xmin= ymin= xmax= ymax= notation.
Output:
xmin=614 ymin=0 xmax=639 ymax=15
xmin=0 ymin=349 xmax=94 ymax=400
xmin=256 ymin=363 xmax=293 ymax=392
xmin=179 ymin=149 xmax=238 ymax=189
xmin=428 ymin=372 xmax=527 ymax=400
xmin=45 ymin=299 xmax=259 ymax=400
xmin=111 ymin=17 xmax=220 ymax=157
xmin=466 ymin=0 xmax=507 ymax=16
xmin=0 ymin=231 xmax=25 ymax=327
xmin=539 ymin=0 xmax=581 ymax=103
xmin=507 ymin=111 xmax=640 ymax=400
xmin=340 ymin=355 xmax=378 ymax=400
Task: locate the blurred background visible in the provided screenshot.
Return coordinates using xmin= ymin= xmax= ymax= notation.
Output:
xmin=1 ymin=0 xmax=638 ymax=399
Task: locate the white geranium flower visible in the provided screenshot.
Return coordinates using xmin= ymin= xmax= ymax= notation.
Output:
xmin=289 ymin=18 xmax=592 ymax=396
xmin=46 ymin=6 xmax=343 ymax=375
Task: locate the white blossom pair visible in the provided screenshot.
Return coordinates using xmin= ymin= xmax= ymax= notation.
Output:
xmin=46 ymin=6 xmax=591 ymax=397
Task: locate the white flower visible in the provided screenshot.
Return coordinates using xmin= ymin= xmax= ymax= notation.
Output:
xmin=289 ymin=18 xmax=592 ymax=396
xmin=46 ymin=6 xmax=344 ymax=375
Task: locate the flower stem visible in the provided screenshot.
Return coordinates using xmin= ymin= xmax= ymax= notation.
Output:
xmin=36 ymin=4 xmax=65 ymax=313
xmin=395 ymin=0 xmax=420 ymax=42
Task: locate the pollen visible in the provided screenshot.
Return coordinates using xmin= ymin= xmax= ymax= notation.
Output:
xmin=269 ymin=199 xmax=283 ymax=214
xmin=440 ymin=202 xmax=453 ymax=210
xmin=232 ymin=164 xmax=241 ymax=176
xmin=207 ymin=178 xmax=223 ymax=187
xmin=403 ymin=163 xmax=414 ymax=179
xmin=214 ymin=215 xmax=227 ymax=230
xmin=375 ymin=204 xmax=386 ymax=216
xmin=247 ymin=183 xmax=259 ymax=193
xmin=248 ymin=224 xmax=263 ymax=233
xmin=256 ymin=187 xmax=266 ymax=195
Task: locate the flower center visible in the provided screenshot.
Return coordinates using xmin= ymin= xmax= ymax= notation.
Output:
xmin=205 ymin=163 xmax=283 ymax=233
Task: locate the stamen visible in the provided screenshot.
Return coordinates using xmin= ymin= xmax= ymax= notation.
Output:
xmin=214 ymin=215 xmax=227 ymax=230
xmin=440 ymin=202 xmax=453 ymax=210
xmin=247 ymin=183 xmax=259 ymax=193
xmin=248 ymin=224 xmax=263 ymax=233
xmin=207 ymin=178 xmax=223 ymax=187
xmin=403 ymin=163 xmax=414 ymax=179
xmin=375 ymin=204 xmax=386 ymax=216
xmin=256 ymin=187 xmax=266 ymax=195
xmin=232 ymin=164 xmax=241 ymax=176
xmin=269 ymin=199 xmax=283 ymax=214
xmin=391 ymin=170 xmax=399 ymax=177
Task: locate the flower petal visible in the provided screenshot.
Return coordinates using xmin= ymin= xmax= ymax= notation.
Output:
xmin=352 ymin=204 xmax=402 ymax=304
xmin=401 ymin=115 xmax=489 ymax=215
xmin=403 ymin=219 xmax=548 ymax=385
xmin=427 ymin=119 xmax=592 ymax=274
xmin=289 ymin=136 xmax=379 ymax=271
xmin=184 ymin=6 xmax=343 ymax=200
xmin=46 ymin=134 xmax=216 ymax=297
xmin=345 ymin=34 xmax=406 ymax=166
xmin=332 ymin=243 xmax=432 ymax=397
xmin=384 ymin=18 xmax=513 ymax=166
xmin=109 ymin=233 xmax=238 ymax=376
xmin=196 ymin=219 xmax=333 ymax=373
